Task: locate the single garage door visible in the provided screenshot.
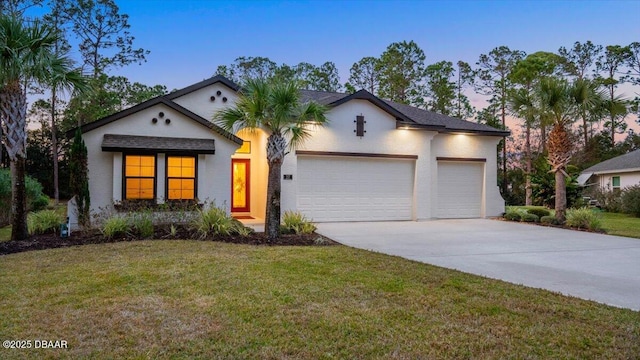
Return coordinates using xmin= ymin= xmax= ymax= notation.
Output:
xmin=437 ymin=161 xmax=483 ymax=218
xmin=297 ymin=156 xmax=415 ymax=222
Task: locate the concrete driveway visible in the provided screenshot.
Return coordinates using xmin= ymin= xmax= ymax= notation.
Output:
xmin=316 ymin=219 xmax=640 ymax=310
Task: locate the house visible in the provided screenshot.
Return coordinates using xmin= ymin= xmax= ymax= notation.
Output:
xmin=578 ymin=149 xmax=640 ymax=190
xmin=69 ymin=75 xmax=508 ymax=227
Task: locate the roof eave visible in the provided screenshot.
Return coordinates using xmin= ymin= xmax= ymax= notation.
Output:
xmin=589 ymin=167 xmax=640 ymax=175
xmin=329 ymin=90 xmax=414 ymax=123
xmin=396 ymin=121 xmax=510 ymax=136
xmin=165 ymin=75 xmax=240 ymax=100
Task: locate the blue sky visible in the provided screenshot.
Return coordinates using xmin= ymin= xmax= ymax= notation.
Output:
xmin=103 ymin=0 xmax=639 ymax=94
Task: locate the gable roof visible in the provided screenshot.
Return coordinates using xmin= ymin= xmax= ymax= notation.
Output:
xmin=165 ymin=74 xmax=241 ymax=100
xmin=71 ymin=95 xmax=243 ymax=145
xmin=72 ymin=74 xmax=507 ymax=141
xmin=582 ymin=149 xmax=640 ymax=174
xmin=300 ymin=89 xmax=509 ymax=137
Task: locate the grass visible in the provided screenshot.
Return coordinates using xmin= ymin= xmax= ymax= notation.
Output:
xmin=0 ymin=225 xmax=10 ymax=242
xmin=0 ymin=199 xmax=67 ymax=242
xmin=600 ymin=212 xmax=640 ymax=238
xmin=0 ymin=241 xmax=638 ymax=359
xmin=511 ymin=206 xmax=640 ymax=239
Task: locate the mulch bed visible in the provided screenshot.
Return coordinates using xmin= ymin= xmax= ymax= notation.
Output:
xmin=0 ymin=224 xmax=338 ymax=256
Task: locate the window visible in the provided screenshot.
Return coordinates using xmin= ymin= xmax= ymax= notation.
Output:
xmin=612 ymin=176 xmax=621 ymax=188
xmin=167 ymin=156 xmax=196 ymax=200
xmin=125 ymin=155 xmax=155 ymax=199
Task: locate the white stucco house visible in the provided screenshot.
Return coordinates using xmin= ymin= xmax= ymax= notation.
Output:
xmin=70 ymin=75 xmax=508 ymax=225
xmin=578 ymin=149 xmax=640 ymax=190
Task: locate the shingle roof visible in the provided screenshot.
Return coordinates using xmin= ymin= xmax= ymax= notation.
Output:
xmin=300 ymin=89 xmax=509 ymax=136
xmin=582 ymin=149 xmax=640 ymax=173
xmin=102 ymin=134 xmax=216 ymax=154
xmin=73 ymin=76 xmax=507 ymax=141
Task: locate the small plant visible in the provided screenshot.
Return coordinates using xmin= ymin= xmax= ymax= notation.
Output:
xmin=101 ymin=216 xmax=130 ymax=239
xmin=540 ymin=216 xmax=559 ymax=225
xmin=131 ymin=212 xmax=154 ymax=239
xmin=170 ymin=224 xmax=178 ymax=237
xmin=282 ymin=211 xmax=317 ymax=234
xmin=527 ymin=208 xmax=550 ymax=218
xmin=504 ymin=211 xmax=521 ymax=221
xmin=520 ymin=213 xmax=539 ymax=223
xmin=27 ymin=210 xmax=64 ymax=235
xmin=621 ymin=185 xmax=640 ymax=217
xmin=566 ymin=207 xmax=602 ymax=231
xmin=192 ymin=206 xmax=237 ymax=238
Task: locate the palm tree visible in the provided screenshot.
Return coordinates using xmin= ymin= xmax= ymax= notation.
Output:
xmin=570 ymin=78 xmax=605 ymax=148
xmin=508 ymin=88 xmax=537 ymax=206
xmin=537 ymin=78 xmax=575 ymax=222
xmin=215 ymin=78 xmax=328 ymax=241
xmin=0 ymin=15 xmax=87 ymax=240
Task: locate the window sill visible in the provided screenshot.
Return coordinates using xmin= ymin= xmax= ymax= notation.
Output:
xmin=114 ymin=200 xmax=203 ymax=212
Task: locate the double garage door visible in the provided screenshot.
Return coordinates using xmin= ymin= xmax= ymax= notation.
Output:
xmin=296 ymin=156 xmax=484 ymax=221
xmin=297 ymin=156 xmax=415 ymax=222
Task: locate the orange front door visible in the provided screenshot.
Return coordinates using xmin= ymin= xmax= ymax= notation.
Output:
xmin=231 ymin=159 xmax=250 ymax=212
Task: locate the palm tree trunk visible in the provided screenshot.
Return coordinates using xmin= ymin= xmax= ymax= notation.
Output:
xmin=555 ymin=169 xmax=566 ymax=223
xmin=265 ymin=133 xmax=287 ymax=241
xmin=501 ymin=102 xmax=507 ymax=196
xmin=582 ymin=115 xmax=589 ymax=149
xmin=540 ymin=123 xmax=547 ymax=154
xmin=51 ymin=86 xmax=59 ymax=205
xmin=0 ymin=82 xmax=29 ymax=240
xmin=10 ymin=156 xmax=28 ymax=240
xmin=525 ymin=124 xmax=532 ymax=206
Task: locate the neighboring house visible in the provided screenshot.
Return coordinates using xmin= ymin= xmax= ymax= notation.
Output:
xmin=578 ymin=149 xmax=640 ymax=190
xmin=69 ymin=75 xmax=508 ymax=226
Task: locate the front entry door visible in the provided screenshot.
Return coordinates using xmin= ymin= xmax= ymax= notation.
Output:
xmin=231 ymin=159 xmax=250 ymax=212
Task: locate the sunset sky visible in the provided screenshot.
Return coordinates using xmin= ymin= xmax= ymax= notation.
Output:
xmin=26 ymin=0 xmax=640 ymax=132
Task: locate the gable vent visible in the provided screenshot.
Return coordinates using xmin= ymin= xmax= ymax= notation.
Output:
xmin=354 ymin=115 xmax=366 ymax=137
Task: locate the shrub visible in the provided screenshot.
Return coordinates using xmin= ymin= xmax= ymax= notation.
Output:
xmin=585 ymin=186 xmax=623 ymax=213
xmin=27 ymin=210 xmax=64 ymax=235
xmin=504 ymin=211 xmax=521 ymax=221
xmin=101 ymin=216 xmax=130 ymax=239
xmin=31 ymin=195 xmax=50 ymax=212
xmin=540 ymin=216 xmax=559 ymax=225
xmin=520 ymin=213 xmax=539 ymax=222
xmin=131 ymin=212 xmax=154 ymax=239
xmin=527 ymin=208 xmax=550 ymax=218
xmin=0 ymin=169 xmax=50 ymax=225
xmin=621 ymin=185 xmax=640 ymax=217
xmin=281 ymin=211 xmax=317 ymax=234
xmin=566 ymin=207 xmax=602 ymax=231
xmin=192 ymin=206 xmax=243 ymax=238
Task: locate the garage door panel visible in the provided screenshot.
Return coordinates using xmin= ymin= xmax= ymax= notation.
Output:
xmin=297 ymin=157 xmax=414 ymax=222
xmin=437 ymin=162 xmax=483 ymax=218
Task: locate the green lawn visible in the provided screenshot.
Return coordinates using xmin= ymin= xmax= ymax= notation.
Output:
xmin=0 ymin=225 xmax=10 ymax=242
xmin=0 ymin=241 xmax=637 ymax=359
xmin=0 ymin=200 xmax=67 ymax=242
xmin=600 ymin=212 xmax=640 ymax=238
xmin=510 ymin=206 xmax=640 ymax=239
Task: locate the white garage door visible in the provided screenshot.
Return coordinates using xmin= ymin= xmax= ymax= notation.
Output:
xmin=297 ymin=156 xmax=415 ymax=222
xmin=437 ymin=161 xmax=484 ymax=218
